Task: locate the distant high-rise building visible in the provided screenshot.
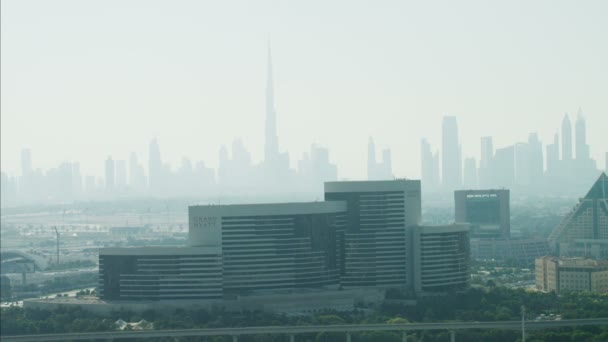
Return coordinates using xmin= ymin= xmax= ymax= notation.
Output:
xmin=493 ymin=145 xmax=515 ymax=188
xmin=527 ymin=133 xmax=544 ymax=184
xmin=480 ymin=137 xmax=493 ymax=169
xmin=546 ymin=133 xmax=560 ymax=174
xmin=463 ymin=157 xmax=477 ymax=189
xmin=116 ymin=160 xmax=127 ymax=188
xmin=420 ymin=139 xmax=440 ymax=191
xmin=72 ymin=162 xmax=82 ymax=197
xmin=367 ymin=137 xmax=392 ymax=180
xmin=575 ymin=109 xmax=590 ymax=161
xmin=105 ymin=156 xmax=115 ymax=190
xmin=441 ymin=116 xmax=462 ymax=189
xmin=264 ymin=43 xmax=279 ymax=164
xmin=298 ymin=144 xmax=338 ymax=193
xmin=149 ymin=139 xmax=162 ymax=192
xmin=561 ymin=113 xmax=573 ymax=161
xmin=367 ymin=137 xmax=376 ymax=180
xmin=514 ymin=143 xmax=531 ymax=186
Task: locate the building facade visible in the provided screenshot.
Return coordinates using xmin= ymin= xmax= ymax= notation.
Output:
xmin=412 ymin=224 xmax=470 ymax=293
xmin=548 ymin=172 xmax=608 ymax=258
xmin=189 ymin=202 xmax=348 ymax=296
xmin=536 ymin=256 xmax=608 ymax=294
xmin=98 ymin=247 xmax=222 ymax=300
xmin=324 ymin=180 xmax=421 ymax=289
xmin=455 ymin=189 xmax=510 ymax=238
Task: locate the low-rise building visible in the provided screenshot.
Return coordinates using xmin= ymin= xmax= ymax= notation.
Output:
xmin=535 ymin=256 xmax=608 ymax=293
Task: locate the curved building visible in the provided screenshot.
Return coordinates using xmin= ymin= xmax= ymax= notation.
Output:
xmin=324 ymin=180 xmax=421 ymax=288
xmin=189 ymin=202 xmax=347 ymax=295
xmin=99 ymin=247 xmax=222 ymax=300
xmin=412 ymin=224 xmax=470 ymax=293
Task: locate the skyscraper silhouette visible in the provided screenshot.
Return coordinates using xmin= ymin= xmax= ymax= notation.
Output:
xmin=105 ymin=156 xmax=115 ymax=190
xmin=441 ymin=116 xmax=462 ymax=189
xmin=367 ymin=137 xmax=376 ymax=180
xmin=575 ymin=109 xmax=590 ymax=161
xmin=264 ymin=43 xmax=279 ymax=163
xmin=420 ymin=138 xmax=439 ymax=191
xmin=149 ymin=139 xmax=162 ymax=193
xmin=546 ymin=133 xmax=560 ymax=173
xmin=561 ymin=113 xmax=572 ymax=161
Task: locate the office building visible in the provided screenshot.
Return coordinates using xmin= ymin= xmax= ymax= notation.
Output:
xmin=471 ymin=238 xmax=550 ymax=264
xmin=441 ymin=116 xmax=462 ymax=189
xmin=455 ymin=189 xmax=510 ymax=238
xmin=367 ymin=138 xmax=392 ymax=180
xmin=420 ymin=138 xmax=440 ymax=192
xmin=492 ymin=146 xmax=515 ymax=188
xmin=99 ymin=247 xmax=222 ymax=300
xmin=104 ymin=157 xmax=115 ymax=190
xmin=325 ymin=180 xmax=421 ymax=288
xmin=479 ymin=136 xmax=494 ymax=188
xmin=411 ymin=224 xmax=470 ymax=293
xmin=536 ymin=257 xmax=608 ymax=294
xmin=575 ymin=110 xmax=590 ymax=161
xmin=546 ymin=133 xmax=560 ymax=174
xmin=548 ymin=172 xmax=608 ymax=258
xmin=561 ymin=113 xmax=573 ymax=161
xmin=189 ymin=202 xmax=347 ymax=295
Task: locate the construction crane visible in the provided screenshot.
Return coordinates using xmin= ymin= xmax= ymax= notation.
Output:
xmin=53 ymin=226 xmax=59 ymax=265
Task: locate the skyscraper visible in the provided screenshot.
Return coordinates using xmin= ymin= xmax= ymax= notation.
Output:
xmin=264 ymin=43 xmax=279 ymax=163
xmin=561 ymin=113 xmax=573 ymax=161
xmin=441 ymin=116 xmax=462 ymax=189
xmin=546 ymin=133 xmax=560 ymax=174
xmin=575 ymin=109 xmax=590 ymax=161
xmin=367 ymin=137 xmax=376 ymax=180
xmin=420 ymin=139 xmax=440 ymax=191
xmin=480 ymin=137 xmax=493 ymax=169
xmin=149 ymin=139 xmax=162 ymax=192
xmin=527 ymin=133 xmax=544 ymax=184
xmin=105 ymin=156 xmax=115 ymax=190
xmin=479 ymin=137 xmax=494 ymax=188
xmin=116 ymin=160 xmax=127 ymax=188
xmin=367 ymin=137 xmax=392 ymax=180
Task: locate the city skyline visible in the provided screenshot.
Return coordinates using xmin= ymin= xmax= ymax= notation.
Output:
xmin=2 ymin=1 xmax=608 ymax=180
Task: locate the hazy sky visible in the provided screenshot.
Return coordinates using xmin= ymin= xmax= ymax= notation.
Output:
xmin=2 ymin=0 xmax=607 ymax=180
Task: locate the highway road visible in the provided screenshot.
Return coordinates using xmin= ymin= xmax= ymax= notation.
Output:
xmin=3 ymin=318 xmax=608 ymax=341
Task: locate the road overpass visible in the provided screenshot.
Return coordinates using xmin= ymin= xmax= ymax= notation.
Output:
xmin=3 ymin=318 xmax=607 ymax=341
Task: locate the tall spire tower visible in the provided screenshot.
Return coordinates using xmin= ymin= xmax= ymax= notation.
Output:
xmin=264 ymin=42 xmax=279 ymax=163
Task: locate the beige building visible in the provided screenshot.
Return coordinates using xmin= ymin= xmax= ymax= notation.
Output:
xmin=536 ymin=256 xmax=608 ymax=293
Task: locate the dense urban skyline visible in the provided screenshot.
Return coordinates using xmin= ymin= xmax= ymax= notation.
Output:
xmin=1 ymin=40 xmax=607 ymax=203
xmin=2 ymin=1 xmax=608 ymax=180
